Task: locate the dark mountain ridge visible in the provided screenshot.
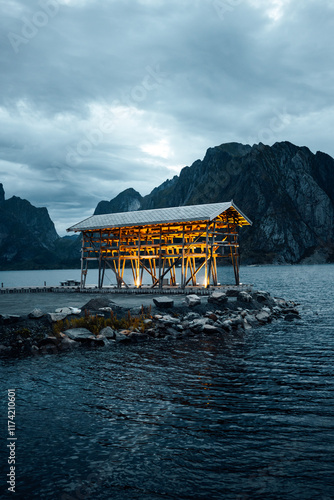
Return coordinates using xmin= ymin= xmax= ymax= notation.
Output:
xmin=0 ymin=184 xmax=80 ymax=270
xmin=96 ymin=141 xmax=334 ymax=264
xmin=1 ymin=140 xmax=333 ymax=270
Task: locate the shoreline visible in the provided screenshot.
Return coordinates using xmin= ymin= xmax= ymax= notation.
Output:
xmin=0 ymin=289 xmax=301 ymax=358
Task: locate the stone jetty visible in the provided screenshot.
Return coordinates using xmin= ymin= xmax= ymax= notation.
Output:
xmin=0 ymin=289 xmax=300 ymax=357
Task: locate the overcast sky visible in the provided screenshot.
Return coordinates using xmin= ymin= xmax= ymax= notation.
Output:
xmin=1 ymin=0 xmax=334 ymax=235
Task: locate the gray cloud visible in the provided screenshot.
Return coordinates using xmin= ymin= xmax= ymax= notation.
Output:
xmin=1 ymin=0 xmax=334 ymax=234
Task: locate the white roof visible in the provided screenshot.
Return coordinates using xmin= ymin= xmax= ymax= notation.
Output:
xmin=67 ymin=201 xmax=252 ymax=232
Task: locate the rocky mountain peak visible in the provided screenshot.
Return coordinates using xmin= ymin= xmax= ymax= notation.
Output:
xmin=0 ymin=183 xmax=4 ymax=204
xmin=94 ymin=187 xmax=143 ymax=215
xmin=93 ymin=141 xmax=334 ymax=264
xmin=0 ymin=187 xmax=61 ymax=269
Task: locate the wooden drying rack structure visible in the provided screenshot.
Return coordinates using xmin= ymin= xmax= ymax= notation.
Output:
xmin=67 ymin=202 xmax=252 ymax=290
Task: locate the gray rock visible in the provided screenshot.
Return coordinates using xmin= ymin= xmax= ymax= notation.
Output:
xmin=202 ymin=324 xmax=220 ymax=334
xmin=274 ymin=297 xmax=288 ymax=308
xmin=55 ymin=307 xmax=73 ymax=315
xmin=230 ymin=315 xmax=244 ymax=328
xmin=221 ymin=320 xmax=232 ymax=331
xmin=28 ymin=308 xmax=44 ymax=319
xmin=244 ymin=314 xmax=257 ymax=326
xmin=158 ymin=315 xmax=180 ymax=325
xmin=115 ymin=331 xmax=131 ymax=342
xmin=242 ymin=319 xmax=252 ymax=330
xmin=253 ymin=291 xmax=271 ymax=303
xmin=255 ymin=311 xmax=271 ymax=323
xmin=69 ymin=307 xmax=81 ymax=315
xmin=153 ymin=297 xmax=174 ymax=309
xmin=185 ymin=294 xmax=201 ymax=307
xmin=100 ymin=326 xmax=115 ymax=339
xmin=238 ymin=291 xmax=252 ymax=303
xmin=188 ymin=317 xmax=209 ymax=331
xmin=82 ymin=297 xmax=115 ymax=311
xmin=64 ymin=328 xmax=93 ymax=340
xmin=282 ymin=308 xmax=300 ymax=316
xmin=184 ymin=312 xmax=200 ymax=321
xmin=59 ymin=336 xmax=79 ymax=350
xmin=88 ymin=336 xmax=106 ymax=346
xmin=48 ymin=312 xmax=68 ymax=322
xmin=208 ymin=292 xmax=228 ymax=305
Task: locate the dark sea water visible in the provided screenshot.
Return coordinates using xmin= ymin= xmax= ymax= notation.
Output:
xmin=1 ymin=264 xmax=334 ymax=500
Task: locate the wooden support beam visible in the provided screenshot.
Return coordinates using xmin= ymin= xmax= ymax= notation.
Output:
xmin=78 ymin=211 xmax=247 ymax=289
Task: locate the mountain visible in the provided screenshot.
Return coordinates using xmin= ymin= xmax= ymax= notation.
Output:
xmin=0 ymin=184 xmax=80 ymax=270
xmin=1 ymin=141 xmax=333 ymax=270
xmin=94 ymin=188 xmax=142 ymax=215
xmin=95 ymin=141 xmax=334 ymax=264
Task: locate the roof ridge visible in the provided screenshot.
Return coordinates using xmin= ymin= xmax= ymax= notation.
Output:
xmin=67 ymin=201 xmax=251 ymax=232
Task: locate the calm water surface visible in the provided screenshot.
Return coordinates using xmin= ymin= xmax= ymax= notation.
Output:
xmin=1 ymin=264 xmax=334 ymax=499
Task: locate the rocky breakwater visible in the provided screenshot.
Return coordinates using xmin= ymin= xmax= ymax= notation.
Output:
xmin=0 ymin=290 xmax=300 ymax=357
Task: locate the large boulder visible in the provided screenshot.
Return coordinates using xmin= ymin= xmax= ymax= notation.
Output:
xmin=153 ymin=297 xmax=174 ymax=309
xmin=64 ymin=328 xmax=93 ymax=340
xmin=188 ymin=317 xmax=210 ymax=332
xmin=100 ymin=326 xmax=116 ymax=339
xmin=82 ymin=297 xmax=116 ymax=312
xmin=185 ymin=294 xmax=201 ymax=307
xmin=208 ymin=292 xmax=228 ymax=305
xmin=237 ymin=291 xmax=252 ymax=303
xmin=48 ymin=312 xmax=68 ymax=322
xmin=255 ymin=310 xmax=271 ymax=323
xmin=253 ymin=290 xmax=271 ymax=303
xmin=55 ymin=307 xmax=73 ymax=315
xmin=28 ymin=308 xmax=44 ymax=318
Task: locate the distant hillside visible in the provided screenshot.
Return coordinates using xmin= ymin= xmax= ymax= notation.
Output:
xmin=95 ymin=141 xmax=334 ymax=264
xmin=0 ymin=184 xmax=80 ymax=270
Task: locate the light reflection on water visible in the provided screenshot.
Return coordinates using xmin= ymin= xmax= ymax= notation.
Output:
xmin=0 ymin=264 xmax=334 ymax=499
xmin=0 ymin=265 xmax=236 ymax=288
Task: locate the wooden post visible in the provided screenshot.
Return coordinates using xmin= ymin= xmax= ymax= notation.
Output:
xmin=80 ymin=235 xmax=85 ymax=290
xmin=181 ymin=225 xmax=185 ymax=289
xmin=117 ymin=228 xmax=122 ymax=288
xmin=158 ymin=227 xmax=162 ymax=289
xmin=204 ymin=223 xmax=209 ymax=287
xmin=208 ymin=222 xmax=216 ymax=286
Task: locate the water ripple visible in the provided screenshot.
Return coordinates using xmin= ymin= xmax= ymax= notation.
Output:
xmin=1 ymin=264 xmax=334 ymax=499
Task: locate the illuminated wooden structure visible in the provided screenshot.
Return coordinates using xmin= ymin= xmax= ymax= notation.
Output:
xmin=67 ymin=201 xmax=252 ymax=290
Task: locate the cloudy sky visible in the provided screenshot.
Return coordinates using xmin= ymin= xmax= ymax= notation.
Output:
xmin=1 ymin=0 xmax=334 ymax=234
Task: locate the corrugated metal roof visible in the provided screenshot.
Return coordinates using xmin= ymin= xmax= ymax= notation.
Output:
xmin=67 ymin=201 xmax=252 ymax=232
